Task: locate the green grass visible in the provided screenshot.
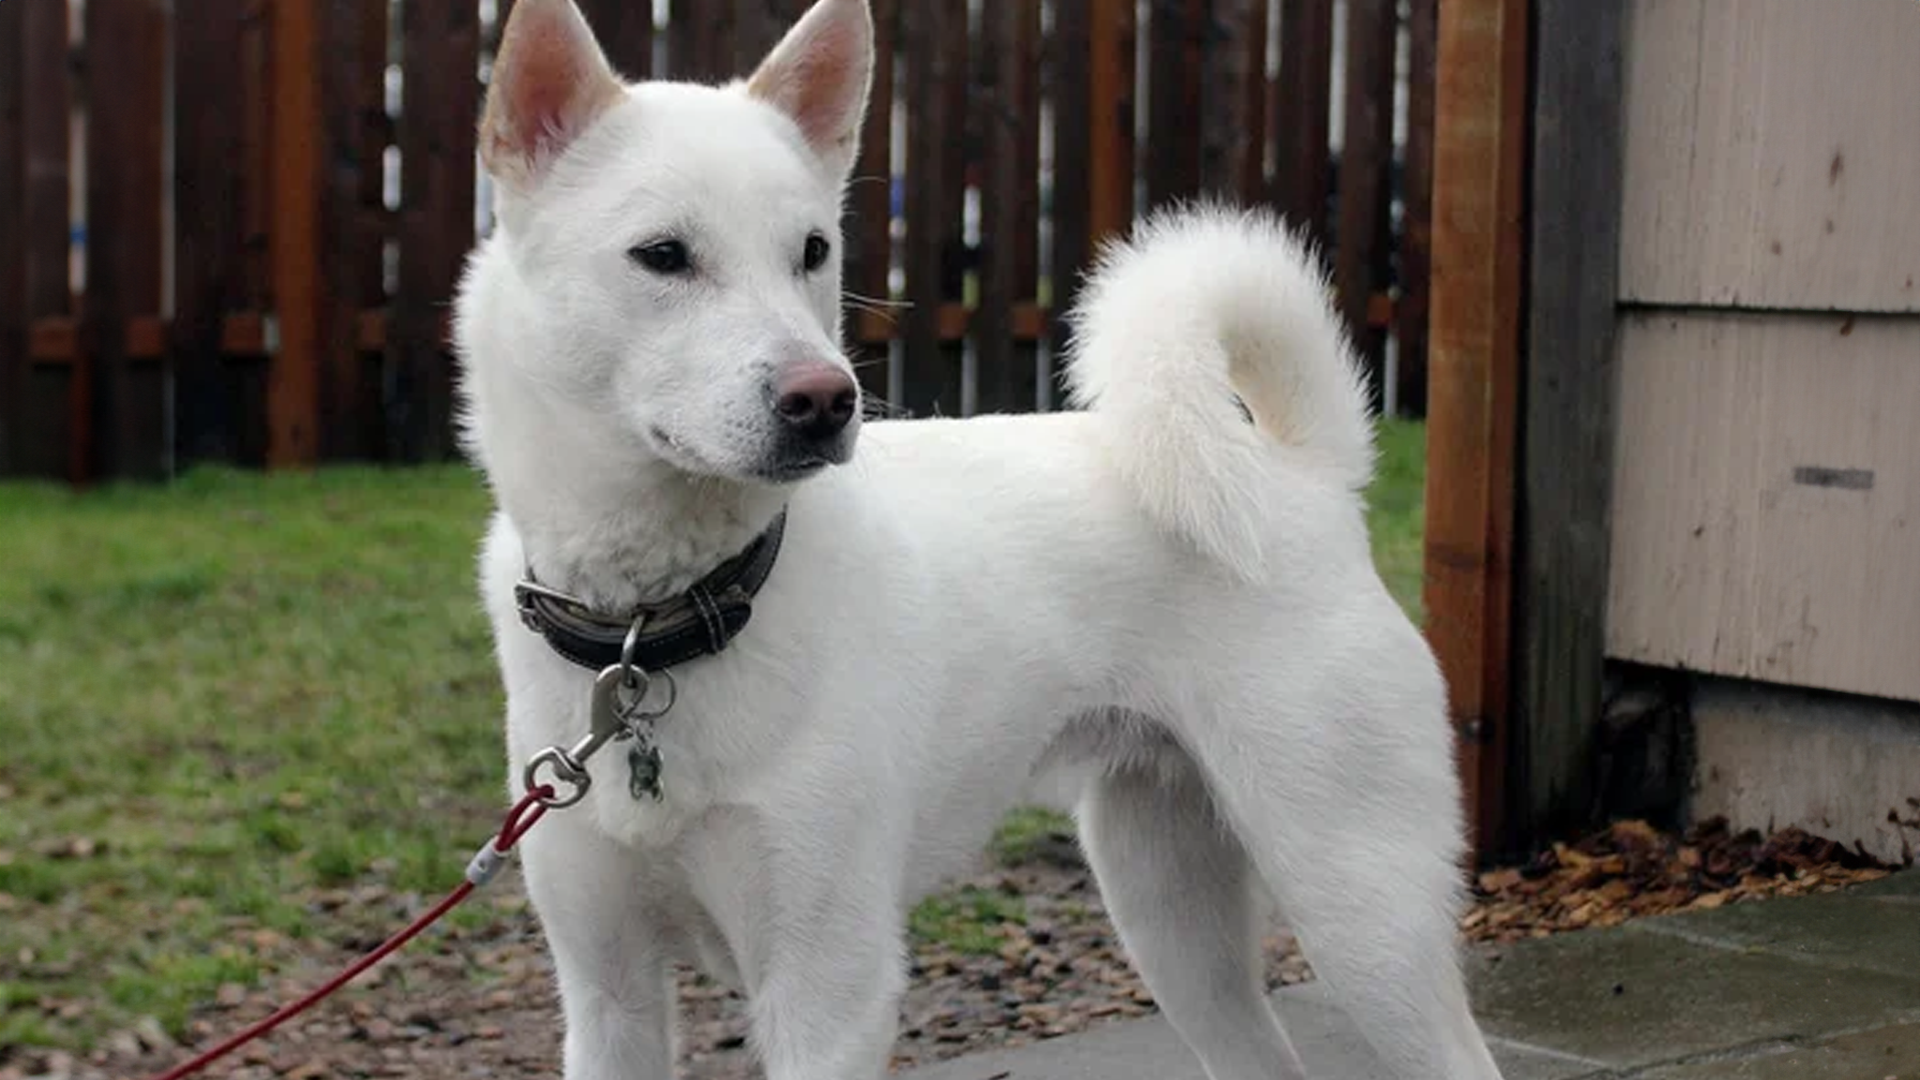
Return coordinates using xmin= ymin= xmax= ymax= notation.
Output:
xmin=0 ymin=422 xmax=1426 ymax=1047
xmin=1368 ymin=418 xmax=1428 ymax=621
xmin=908 ymin=887 xmax=1028 ymax=956
xmin=0 ymin=465 xmax=502 ymax=1048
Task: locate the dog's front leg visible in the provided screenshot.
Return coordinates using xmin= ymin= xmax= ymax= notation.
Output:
xmin=687 ymin=808 xmax=907 ymax=1080
xmin=520 ymin=819 xmax=678 ymax=1080
xmin=748 ymin=893 xmax=907 ymax=1080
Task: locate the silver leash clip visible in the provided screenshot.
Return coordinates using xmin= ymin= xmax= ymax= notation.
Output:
xmin=524 ymin=618 xmax=678 ymax=808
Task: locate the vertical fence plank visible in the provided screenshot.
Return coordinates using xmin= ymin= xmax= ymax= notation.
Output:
xmin=1424 ymin=0 xmax=1528 ymax=862
xmin=734 ymin=0 xmax=813 ymax=74
xmin=1512 ymin=0 xmax=1625 ymax=855
xmin=579 ymin=0 xmax=654 ymax=79
xmin=1201 ymin=0 xmax=1268 ymax=201
xmin=16 ymin=2 xmax=73 ymax=480
xmin=394 ymin=0 xmax=479 ymax=462
xmin=939 ymin=0 xmax=969 ymax=413
xmin=227 ymin=0 xmax=275 ymax=464
xmin=317 ymin=0 xmax=391 ymax=461
xmin=269 ymin=0 xmax=329 ymax=468
xmin=1145 ymin=0 xmax=1205 ymax=205
xmin=1048 ymin=0 xmax=1092 ymax=371
xmin=1009 ymin=0 xmax=1042 ymax=403
xmin=1048 ymin=0 xmax=1135 ymax=379
xmin=1333 ymin=0 xmax=1396 ymax=409
xmin=669 ymin=0 xmax=732 ymax=83
xmin=900 ymin=0 xmax=964 ymax=416
xmin=84 ymin=0 xmax=169 ymax=480
xmin=1087 ymin=0 xmax=1137 ymax=251
xmin=0 ymin=2 xmax=24 ymax=476
xmin=844 ymin=0 xmax=897 ymax=405
xmin=975 ymin=0 xmax=1041 ymax=415
xmin=241 ymin=0 xmax=276 ymax=311
xmin=1272 ymin=0 xmax=1332 ymax=242
xmin=1396 ymin=0 xmax=1437 ymax=418
xmin=173 ymin=3 xmax=251 ymax=466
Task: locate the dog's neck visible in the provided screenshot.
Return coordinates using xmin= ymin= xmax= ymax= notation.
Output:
xmin=474 ymin=381 xmax=787 ymax=614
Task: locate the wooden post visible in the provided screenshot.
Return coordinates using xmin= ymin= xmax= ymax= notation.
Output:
xmin=1334 ymin=0 xmax=1397 ymax=411
xmin=268 ymin=0 xmax=327 ymax=468
xmin=1086 ymin=0 xmax=1136 ymax=249
xmin=0 ymin=2 xmax=24 ymax=476
xmin=1048 ymin=0 xmax=1134 ymax=397
xmin=578 ymin=0 xmax=654 ymax=79
xmin=318 ymin=0 xmax=393 ymax=462
xmin=174 ymin=4 xmax=252 ymax=466
xmin=1511 ymin=0 xmax=1627 ymax=851
xmin=1200 ymin=0 xmax=1269 ymax=202
xmin=1144 ymin=0 xmax=1204 ymax=206
xmin=843 ymin=0 xmax=896 ymax=406
xmin=899 ymin=0 xmax=965 ymax=416
xmin=1394 ymin=0 xmax=1437 ymax=419
xmin=394 ymin=0 xmax=479 ymax=462
xmin=668 ymin=0 xmax=730 ymax=83
xmin=1272 ymin=0 xmax=1332 ymax=245
xmin=17 ymin=1 xmax=73 ymax=480
xmin=1422 ymin=0 xmax=1528 ymax=862
xmin=975 ymin=0 xmax=1042 ymax=415
xmin=84 ymin=0 xmax=170 ymax=480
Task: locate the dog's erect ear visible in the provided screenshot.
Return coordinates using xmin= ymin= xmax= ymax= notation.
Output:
xmin=479 ymin=0 xmax=624 ymax=192
xmin=745 ymin=0 xmax=874 ymax=177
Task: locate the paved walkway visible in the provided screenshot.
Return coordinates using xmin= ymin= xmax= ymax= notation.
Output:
xmin=903 ymin=870 xmax=1919 ymax=1079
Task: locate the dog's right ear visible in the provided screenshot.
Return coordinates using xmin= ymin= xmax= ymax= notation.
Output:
xmin=479 ymin=0 xmax=623 ymax=194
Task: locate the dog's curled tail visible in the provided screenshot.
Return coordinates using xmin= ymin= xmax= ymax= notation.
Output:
xmin=1063 ymin=203 xmax=1376 ymax=581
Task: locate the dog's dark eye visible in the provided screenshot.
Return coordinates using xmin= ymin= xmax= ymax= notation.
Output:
xmin=629 ymin=239 xmax=692 ymax=276
xmin=802 ymin=233 xmax=831 ymax=273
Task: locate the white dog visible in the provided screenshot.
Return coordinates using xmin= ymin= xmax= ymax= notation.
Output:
xmin=454 ymin=1 xmax=1506 ymax=1078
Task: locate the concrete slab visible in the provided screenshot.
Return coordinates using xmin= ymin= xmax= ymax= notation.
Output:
xmin=1630 ymin=1019 xmax=1920 ymax=1079
xmin=1627 ymin=888 xmax=1920 ymax=981
xmin=900 ymin=880 xmax=1920 ymax=1080
xmin=1854 ymin=869 xmax=1920 ymax=902
xmin=1470 ymin=926 xmax=1920 ymax=1069
xmin=899 ymin=982 xmax=1604 ymax=1080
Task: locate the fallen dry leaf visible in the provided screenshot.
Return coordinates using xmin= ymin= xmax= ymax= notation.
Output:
xmin=1465 ymin=816 xmax=1900 ymax=945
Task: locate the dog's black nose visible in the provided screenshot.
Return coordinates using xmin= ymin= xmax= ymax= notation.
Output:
xmin=774 ymin=364 xmax=858 ymax=439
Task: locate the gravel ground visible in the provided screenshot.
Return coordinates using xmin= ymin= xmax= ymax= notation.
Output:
xmin=2 ymin=817 xmax=1897 ymax=1080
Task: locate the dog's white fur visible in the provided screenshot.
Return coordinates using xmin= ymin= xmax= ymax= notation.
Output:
xmin=455 ymin=2 xmax=1506 ymax=1077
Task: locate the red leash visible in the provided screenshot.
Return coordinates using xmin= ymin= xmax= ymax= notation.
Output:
xmin=143 ymin=786 xmax=556 ymax=1080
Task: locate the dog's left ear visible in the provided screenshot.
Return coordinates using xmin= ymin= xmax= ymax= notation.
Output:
xmin=745 ymin=0 xmax=874 ymax=178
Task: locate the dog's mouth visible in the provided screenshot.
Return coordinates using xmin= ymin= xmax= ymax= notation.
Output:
xmin=647 ymin=425 xmax=845 ymax=485
xmin=646 ymin=425 xmax=721 ymax=475
xmin=755 ymin=458 xmax=830 ymax=483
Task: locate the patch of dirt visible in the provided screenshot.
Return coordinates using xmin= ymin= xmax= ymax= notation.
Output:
xmin=2 ymin=818 xmax=1898 ymax=1080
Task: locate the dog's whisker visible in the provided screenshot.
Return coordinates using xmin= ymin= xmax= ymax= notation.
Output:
xmin=857 ymin=391 xmax=909 ymax=419
xmin=843 ymin=291 xmax=908 ymax=311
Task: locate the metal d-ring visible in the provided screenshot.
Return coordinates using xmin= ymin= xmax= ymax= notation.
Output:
xmin=614 ymin=615 xmax=677 ymax=723
xmin=623 ymin=668 xmax=676 ymax=723
xmin=618 ymin=615 xmax=650 ymax=689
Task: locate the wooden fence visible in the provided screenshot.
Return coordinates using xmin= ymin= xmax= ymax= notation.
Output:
xmin=0 ymin=0 xmax=1434 ymax=483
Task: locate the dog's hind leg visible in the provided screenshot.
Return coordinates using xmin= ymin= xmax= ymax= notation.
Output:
xmin=1177 ymin=676 xmax=1506 ymax=1080
xmin=1078 ymin=750 xmax=1311 ymax=1080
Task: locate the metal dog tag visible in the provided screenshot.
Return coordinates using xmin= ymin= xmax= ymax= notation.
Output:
xmin=628 ymin=741 xmax=664 ymax=802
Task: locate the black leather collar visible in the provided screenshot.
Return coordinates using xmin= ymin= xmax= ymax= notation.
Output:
xmin=513 ymin=510 xmax=787 ymax=673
